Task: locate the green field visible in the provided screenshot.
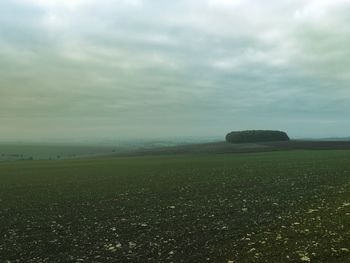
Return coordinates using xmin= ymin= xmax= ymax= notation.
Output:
xmin=0 ymin=150 xmax=349 ymax=262
xmin=0 ymin=143 xmax=119 ymax=161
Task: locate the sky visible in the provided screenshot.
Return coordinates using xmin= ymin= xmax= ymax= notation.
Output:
xmin=1 ymin=0 xmax=350 ymax=142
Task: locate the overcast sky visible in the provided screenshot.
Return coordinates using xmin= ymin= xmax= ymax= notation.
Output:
xmin=1 ymin=0 xmax=350 ymax=141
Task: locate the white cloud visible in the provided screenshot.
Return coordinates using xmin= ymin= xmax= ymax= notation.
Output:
xmin=22 ymin=0 xmax=86 ymax=11
xmin=2 ymin=0 xmax=350 ymax=139
xmin=206 ymin=0 xmax=245 ymax=8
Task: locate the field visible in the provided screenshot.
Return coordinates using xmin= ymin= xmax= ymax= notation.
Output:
xmin=0 ymin=150 xmax=349 ymax=262
xmin=0 ymin=143 xmax=118 ymax=161
xmin=118 ymin=140 xmax=350 ymax=156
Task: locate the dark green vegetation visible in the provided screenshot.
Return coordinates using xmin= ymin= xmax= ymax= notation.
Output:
xmin=117 ymin=140 xmax=350 ymax=156
xmin=0 ymin=143 xmax=118 ymax=161
xmin=226 ymin=130 xmax=290 ymax=143
xmin=0 ymin=151 xmax=349 ymax=262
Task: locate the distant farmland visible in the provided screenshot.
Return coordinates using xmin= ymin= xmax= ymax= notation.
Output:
xmin=0 ymin=150 xmax=349 ymax=262
xmin=113 ymin=140 xmax=350 ymax=157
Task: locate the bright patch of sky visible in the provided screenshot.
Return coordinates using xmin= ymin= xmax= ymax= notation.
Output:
xmin=1 ymin=0 xmax=350 ymax=141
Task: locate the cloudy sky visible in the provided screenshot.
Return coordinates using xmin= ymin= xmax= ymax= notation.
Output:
xmin=1 ymin=0 xmax=350 ymax=141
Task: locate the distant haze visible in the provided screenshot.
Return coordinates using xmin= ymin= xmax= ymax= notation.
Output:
xmin=2 ymin=0 xmax=350 ymax=142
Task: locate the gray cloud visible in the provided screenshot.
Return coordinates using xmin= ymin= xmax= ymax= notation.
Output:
xmin=1 ymin=0 xmax=350 ymax=141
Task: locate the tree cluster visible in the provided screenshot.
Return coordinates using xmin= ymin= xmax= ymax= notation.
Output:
xmin=226 ymin=130 xmax=290 ymax=143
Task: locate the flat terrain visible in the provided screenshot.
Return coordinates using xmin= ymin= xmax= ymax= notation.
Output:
xmin=2 ymin=140 xmax=350 ymax=161
xmin=0 ymin=143 xmax=118 ymax=161
xmin=118 ymin=140 xmax=350 ymax=156
xmin=0 ymin=150 xmax=349 ymax=262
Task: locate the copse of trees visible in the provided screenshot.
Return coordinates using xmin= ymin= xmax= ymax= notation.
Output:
xmin=226 ymin=130 xmax=290 ymax=143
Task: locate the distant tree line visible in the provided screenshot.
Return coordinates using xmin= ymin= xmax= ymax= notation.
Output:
xmin=226 ymin=130 xmax=290 ymax=143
